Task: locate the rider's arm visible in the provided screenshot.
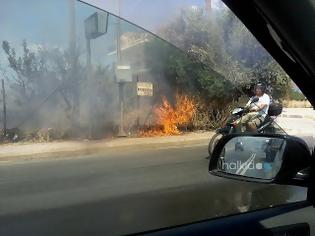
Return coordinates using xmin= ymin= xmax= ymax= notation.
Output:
xmin=250 ymin=103 xmax=267 ymax=112
xmin=245 ymin=98 xmax=252 ymax=108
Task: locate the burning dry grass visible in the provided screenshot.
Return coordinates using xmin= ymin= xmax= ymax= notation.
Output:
xmin=140 ymin=94 xmax=196 ymax=137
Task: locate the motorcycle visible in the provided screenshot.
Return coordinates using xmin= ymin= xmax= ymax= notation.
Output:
xmin=207 ymin=97 xmax=283 ymax=158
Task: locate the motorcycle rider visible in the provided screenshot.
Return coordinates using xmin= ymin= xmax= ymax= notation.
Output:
xmin=234 ymin=83 xmax=271 ymax=132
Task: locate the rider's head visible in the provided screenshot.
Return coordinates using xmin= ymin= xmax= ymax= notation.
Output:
xmin=254 ymin=83 xmax=266 ymax=96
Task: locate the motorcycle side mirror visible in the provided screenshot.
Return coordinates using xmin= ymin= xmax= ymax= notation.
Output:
xmin=209 ymin=133 xmax=312 ymax=187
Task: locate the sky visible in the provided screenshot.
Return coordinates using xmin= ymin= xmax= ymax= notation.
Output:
xmin=81 ymin=0 xmax=212 ymax=32
xmin=0 ymin=0 xmax=108 ymax=66
xmin=0 ymin=0 xmax=224 ymax=67
xmin=0 ymin=0 xmax=223 ymax=46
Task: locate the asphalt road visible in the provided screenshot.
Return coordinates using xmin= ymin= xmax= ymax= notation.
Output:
xmin=0 ymin=144 xmax=306 ymax=236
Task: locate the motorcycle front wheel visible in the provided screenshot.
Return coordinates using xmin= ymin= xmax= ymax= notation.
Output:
xmin=207 ymin=132 xmax=224 ymax=159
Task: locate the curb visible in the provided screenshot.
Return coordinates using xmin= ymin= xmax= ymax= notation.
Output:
xmin=279 ymin=114 xmax=315 ymax=120
xmin=280 ymin=114 xmax=303 ymax=118
xmin=0 ymin=134 xmax=213 ymax=162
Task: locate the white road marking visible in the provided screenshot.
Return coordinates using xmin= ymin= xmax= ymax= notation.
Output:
xmin=235 ymin=153 xmax=255 ymax=175
xmin=239 ymin=153 xmax=256 ymax=176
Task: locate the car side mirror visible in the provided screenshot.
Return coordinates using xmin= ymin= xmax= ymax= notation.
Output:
xmin=209 ymin=133 xmax=312 ymax=187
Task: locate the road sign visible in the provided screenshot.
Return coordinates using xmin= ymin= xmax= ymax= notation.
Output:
xmin=115 ymin=65 xmax=132 ymax=82
xmin=84 ymin=12 xmax=108 ymax=39
xmin=137 ymin=82 xmax=153 ymax=96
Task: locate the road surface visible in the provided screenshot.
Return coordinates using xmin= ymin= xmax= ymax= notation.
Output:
xmin=0 ymin=144 xmax=306 ymax=236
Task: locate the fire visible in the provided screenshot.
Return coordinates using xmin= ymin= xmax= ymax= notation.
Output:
xmin=141 ymin=94 xmax=196 ymax=136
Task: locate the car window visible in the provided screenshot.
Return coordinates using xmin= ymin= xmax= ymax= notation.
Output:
xmin=0 ymin=0 xmax=313 ymax=235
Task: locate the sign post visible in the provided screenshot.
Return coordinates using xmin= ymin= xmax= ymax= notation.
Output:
xmin=84 ymin=12 xmax=108 ymax=138
xmin=136 ymin=81 xmax=153 ymax=128
xmin=115 ymin=65 xmax=132 ymax=137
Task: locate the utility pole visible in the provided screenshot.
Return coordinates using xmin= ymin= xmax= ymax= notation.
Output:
xmin=84 ymin=12 xmax=108 ymax=138
xmin=69 ymin=0 xmax=80 ymax=131
xmin=205 ymin=0 xmax=211 ymax=15
xmin=86 ymin=36 xmax=92 ymax=138
xmin=136 ymin=76 xmax=140 ymax=128
xmin=69 ymin=0 xmax=76 ymax=52
xmin=2 ymin=79 xmax=7 ymax=137
xmin=116 ymin=0 xmax=127 ymax=137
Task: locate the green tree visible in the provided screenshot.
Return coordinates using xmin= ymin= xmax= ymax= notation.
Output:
xmin=158 ymin=6 xmax=290 ymax=101
xmin=248 ymin=60 xmax=290 ymax=99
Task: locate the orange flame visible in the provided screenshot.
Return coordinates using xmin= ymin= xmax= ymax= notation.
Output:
xmin=141 ymin=94 xmax=196 ymax=136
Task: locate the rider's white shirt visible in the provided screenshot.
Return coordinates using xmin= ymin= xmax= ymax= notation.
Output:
xmin=247 ymin=93 xmax=271 ymax=118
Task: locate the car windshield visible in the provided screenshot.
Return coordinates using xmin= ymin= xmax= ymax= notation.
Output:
xmin=0 ymin=0 xmax=314 ymax=235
